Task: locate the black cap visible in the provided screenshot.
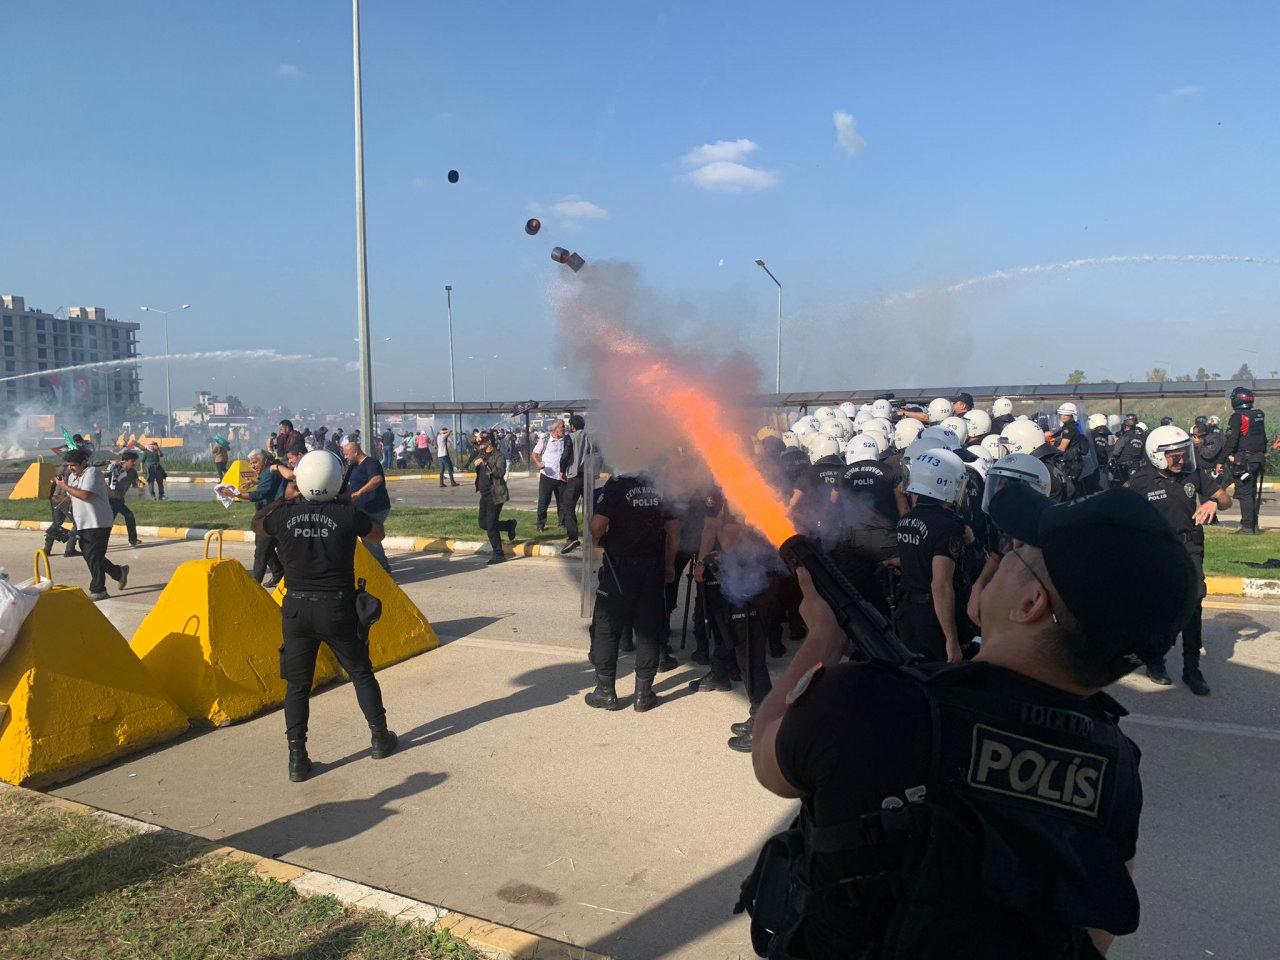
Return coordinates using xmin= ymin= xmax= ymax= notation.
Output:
xmin=63 ymin=449 xmax=89 ymax=465
xmin=951 ymin=391 xmax=975 ymax=408
xmin=989 ymin=485 xmax=1196 ymax=664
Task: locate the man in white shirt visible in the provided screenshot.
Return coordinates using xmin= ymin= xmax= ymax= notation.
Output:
xmin=532 ymin=419 xmax=568 ymax=533
xmin=55 ymin=449 xmax=129 ymax=601
xmin=437 ymin=427 xmax=459 ymax=487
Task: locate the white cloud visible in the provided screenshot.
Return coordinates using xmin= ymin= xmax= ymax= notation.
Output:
xmin=1164 ymin=84 xmax=1203 ymax=99
xmin=681 ymin=138 xmax=758 ymax=166
xmin=680 ymin=139 xmax=777 ymax=193
xmin=833 ymin=110 xmax=866 ymax=156
xmin=551 ymin=195 xmax=608 ymax=221
xmin=276 ymin=63 xmax=304 ymax=80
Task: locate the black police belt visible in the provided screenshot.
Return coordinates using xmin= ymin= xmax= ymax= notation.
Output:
xmin=286 ymin=589 xmax=355 ymax=601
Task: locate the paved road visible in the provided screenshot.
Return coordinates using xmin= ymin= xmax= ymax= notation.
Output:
xmin=4 ymin=530 xmax=1278 ymax=959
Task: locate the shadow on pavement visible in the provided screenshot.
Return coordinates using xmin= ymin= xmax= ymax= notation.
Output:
xmin=220 ymin=771 xmax=449 ymax=861
xmin=428 ymin=615 xmax=510 ymax=645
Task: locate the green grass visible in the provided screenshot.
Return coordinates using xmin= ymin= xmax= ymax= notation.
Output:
xmin=0 ymin=790 xmax=480 ymax=959
xmin=1203 ymin=526 xmax=1280 ymax=578
xmin=0 ymin=498 xmax=567 ymax=544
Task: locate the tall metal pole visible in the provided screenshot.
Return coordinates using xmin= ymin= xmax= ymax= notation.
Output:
xmin=352 ymin=0 xmax=375 ymax=448
xmin=754 ymin=259 xmax=783 ymax=394
xmin=446 ymin=284 xmax=458 ymax=435
xmin=775 ymin=284 xmax=782 ymax=395
xmin=164 ymin=313 xmax=173 ymax=436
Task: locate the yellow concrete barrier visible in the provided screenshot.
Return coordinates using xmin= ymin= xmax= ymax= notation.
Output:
xmin=221 ymin=459 xmax=258 ymax=492
xmin=129 ymin=533 xmax=338 ymax=726
xmin=0 ymin=553 xmax=189 ymax=787
xmin=9 ymin=461 xmax=57 ymax=500
xmin=272 ymin=540 xmax=439 ymax=669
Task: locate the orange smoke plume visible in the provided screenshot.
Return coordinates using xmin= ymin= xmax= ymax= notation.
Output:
xmin=605 ymin=327 xmax=797 ymax=547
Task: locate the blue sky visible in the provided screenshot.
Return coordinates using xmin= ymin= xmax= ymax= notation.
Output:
xmin=3 ymin=2 xmax=1279 ymax=410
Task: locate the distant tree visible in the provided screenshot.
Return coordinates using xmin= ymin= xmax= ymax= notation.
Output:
xmin=1174 ymin=374 xmax=1193 ymax=382
xmin=1098 ymin=378 xmax=1116 ymax=384
xmin=1211 ymin=372 xmax=1221 ymax=380
xmin=1195 ymin=367 xmax=1210 ymax=381
xmin=1231 ymin=362 xmax=1255 ymax=381
xmin=1065 ymin=369 xmax=1086 ymax=384
xmin=1146 ymin=368 xmax=1168 ymax=383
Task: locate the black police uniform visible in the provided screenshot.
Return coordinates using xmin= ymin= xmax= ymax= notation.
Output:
xmin=1031 ymin=443 xmax=1072 ymax=502
xmin=586 ymin=475 xmax=673 ymax=710
xmin=835 ymin=460 xmax=901 ymax=618
xmin=1224 ymin=405 xmax=1266 ymax=532
xmin=1090 ymin=427 xmax=1113 ymax=490
xmin=895 ymin=499 xmax=966 ymax=662
xmin=1110 ymin=426 xmax=1146 ymax=484
xmin=1126 ymin=462 xmax=1220 ymax=686
xmin=1196 ymin=426 xmax=1225 ymax=473
xmin=745 ymin=660 xmax=1142 ymax=960
xmin=262 ymin=499 xmax=391 ymax=753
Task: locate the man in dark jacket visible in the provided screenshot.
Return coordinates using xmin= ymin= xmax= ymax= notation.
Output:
xmin=231 ymin=448 xmax=288 ymax=584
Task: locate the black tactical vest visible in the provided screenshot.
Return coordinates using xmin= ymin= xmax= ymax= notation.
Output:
xmin=737 ymin=662 xmax=1140 ymax=960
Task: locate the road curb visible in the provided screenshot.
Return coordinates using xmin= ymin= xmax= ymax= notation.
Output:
xmin=1204 ymin=575 xmax=1280 ymax=599
xmin=1 ymin=782 xmax=606 ymax=960
xmin=0 ymin=520 xmax=567 ymax=560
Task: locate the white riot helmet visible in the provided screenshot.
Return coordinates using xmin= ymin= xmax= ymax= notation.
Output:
xmin=992 ymin=396 xmax=1014 ymax=417
xmin=980 ymin=433 xmax=1003 ymax=460
xmin=809 ymin=434 xmax=841 ymax=463
xmin=963 ymin=409 xmax=992 ymax=440
xmin=853 ymin=409 xmax=874 ymax=427
xmin=894 ymin=418 xmax=924 ymax=449
xmin=821 ymin=418 xmax=849 ymax=442
xmin=870 ymin=398 xmax=893 ymax=420
xmin=1000 ymin=419 xmax=1046 ymax=455
xmin=941 ymin=416 xmax=969 ymax=440
xmin=962 ymin=453 xmax=989 ymax=481
xmin=295 ymin=450 xmax=344 ymax=503
xmin=1107 ymin=414 xmax=1122 ymax=434
xmin=860 ymin=418 xmax=890 ymax=440
xmin=781 ymin=431 xmax=799 ymax=448
xmin=902 ymin=437 xmax=942 ymax=471
xmin=982 ymin=453 xmax=1052 ymax=513
xmin=815 ymin=405 xmax=837 ymax=421
xmin=1087 ymin=413 xmax=1108 ymax=431
xmin=1137 ymin=421 xmax=1149 ymax=433
xmin=859 ymin=403 xmax=875 ymax=416
xmin=927 ymin=397 xmax=953 ymax=423
xmin=839 ymin=401 xmax=859 ymax=418
xmin=966 ymin=443 xmax=995 ymax=464
xmin=833 ymin=411 xmax=855 ymax=434
xmin=791 ymin=415 xmax=821 ymax=438
xmin=905 ymin=448 xmax=967 ymax=505
xmin=845 ymin=434 xmax=882 ymax=464
xmin=1145 ymin=425 xmax=1196 ymax=471
xmin=1207 ymin=414 xmax=1220 ymax=427
xmin=1057 ymin=402 xmax=1079 ymax=420
xmin=872 ymin=416 xmax=894 ymax=436
xmin=920 ymin=424 xmax=963 ymax=451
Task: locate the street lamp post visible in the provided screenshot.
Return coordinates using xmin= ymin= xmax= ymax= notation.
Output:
xmin=352 ymin=0 xmax=375 ymax=448
xmin=466 ymin=355 xmax=500 ymax=401
xmin=139 ymin=303 xmax=191 ymax=436
xmin=445 ymin=285 xmax=458 ymax=435
xmin=754 ymin=259 xmax=783 ymax=394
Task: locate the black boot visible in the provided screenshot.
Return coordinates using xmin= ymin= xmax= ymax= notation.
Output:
xmin=370 ymin=725 xmax=399 ymax=759
xmin=727 ymin=731 xmax=754 ymax=753
xmin=1183 ymin=668 xmax=1211 ymax=696
xmin=688 ymin=671 xmax=731 ymax=692
xmin=690 ymin=643 xmax=711 ymax=666
xmin=730 ymin=716 xmax=754 ymax=737
xmin=503 ymin=520 xmax=518 ymax=542
xmin=288 ymin=741 xmax=313 ymax=782
xmin=657 ymin=645 xmax=678 ymax=672
xmin=1145 ymin=660 xmax=1173 ymax=685
xmin=584 ymin=678 xmax=622 ymax=711
xmin=634 ymin=676 xmax=659 ymax=713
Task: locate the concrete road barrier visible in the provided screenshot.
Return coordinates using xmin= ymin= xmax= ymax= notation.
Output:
xmin=8 ymin=461 xmax=56 ymax=500
xmin=129 ymin=533 xmax=340 ymax=726
xmin=0 ymin=566 xmax=188 ymax=786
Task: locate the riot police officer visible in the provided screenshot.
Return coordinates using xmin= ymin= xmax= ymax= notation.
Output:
xmin=584 ymin=472 xmax=679 ymax=712
xmin=894 ymin=448 xmax=970 ymax=663
xmin=1109 ymin=413 xmax=1146 ymax=484
xmin=1126 ymin=425 xmax=1230 ymax=694
xmin=256 ymin=451 xmax=399 ymax=782
xmin=835 ymin=435 xmax=903 ymax=618
xmin=741 ymin=484 xmax=1196 ymax=959
xmin=1223 ymin=386 xmax=1266 ymax=534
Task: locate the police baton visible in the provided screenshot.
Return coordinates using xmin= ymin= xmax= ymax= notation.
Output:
xmin=1254 ymin=458 xmax=1267 ymax=530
